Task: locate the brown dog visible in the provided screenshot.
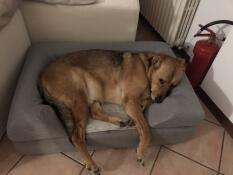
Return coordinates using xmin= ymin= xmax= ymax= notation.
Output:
xmin=38 ymin=50 xmax=186 ymax=174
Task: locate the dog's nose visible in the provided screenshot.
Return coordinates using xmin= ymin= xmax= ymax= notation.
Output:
xmin=155 ymin=98 xmax=162 ymax=103
xmin=154 ymin=96 xmax=164 ymax=103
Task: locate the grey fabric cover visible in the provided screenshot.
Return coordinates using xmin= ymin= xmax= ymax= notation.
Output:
xmin=14 ymin=127 xmax=195 ymax=154
xmin=7 ymin=42 xmax=204 ymax=154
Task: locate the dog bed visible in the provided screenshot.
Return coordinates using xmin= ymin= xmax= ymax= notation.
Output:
xmin=7 ymin=42 xmax=204 ymax=154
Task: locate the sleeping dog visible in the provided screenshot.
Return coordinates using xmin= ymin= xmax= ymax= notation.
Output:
xmin=38 ymin=50 xmax=186 ymax=174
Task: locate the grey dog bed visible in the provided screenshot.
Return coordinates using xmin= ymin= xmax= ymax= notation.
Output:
xmin=7 ymin=42 xmax=204 ymax=154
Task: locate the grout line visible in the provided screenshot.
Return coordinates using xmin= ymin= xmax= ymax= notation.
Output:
xmin=6 ymin=155 xmax=24 ymax=175
xmin=78 ymin=150 xmax=95 ymax=175
xmin=149 ymin=146 xmax=162 ymax=175
xmin=163 ymin=146 xmax=219 ymax=173
xmin=61 ymin=150 xmax=95 ymax=166
xmin=78 ymin=166 xmax=85 ymax=175
xmin=217 ymin=130 xmax=225 ymax=175
xmin=204 ymin=119 xmax=222 ymax=127
xmin=60 ymin=152 xmax=85 ymax=166
xmin=91 ymin=150 xmax=95 ymax=156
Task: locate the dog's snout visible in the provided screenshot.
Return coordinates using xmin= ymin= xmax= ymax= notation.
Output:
xmin=154 ymin=85 xmax=176 ymax=103
xmin=154 ymin=95 xmax=165 ymax=103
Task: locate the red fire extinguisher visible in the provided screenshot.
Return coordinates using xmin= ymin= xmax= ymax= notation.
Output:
xmin=186 ymin=25 xmax=220 ymax=89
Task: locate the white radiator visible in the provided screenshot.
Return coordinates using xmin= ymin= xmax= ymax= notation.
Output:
xmin=140 ymin=0 xmax=200 ymax=47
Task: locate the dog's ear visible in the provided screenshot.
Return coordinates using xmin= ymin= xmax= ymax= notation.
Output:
xmin=178 ymin=58 xmax=188 ymax=71
xmin=151 ymin=55 xmax=162 ymax=68
xmin=147 ymin=54 xmax=162 ymax=79
xmin=140 ymin=53 xmax=162 ymax=72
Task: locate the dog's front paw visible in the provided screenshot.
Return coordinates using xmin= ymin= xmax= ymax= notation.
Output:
xmin=119 ymin=120 xmax=128 ymax=127
xmin=137 ymin=157 xmax=145 ymax=167
xmin=86 ymin=165 xmax=101 ymax=175
xmin=92 ymin=168 xmax=101 ymax=175
xmin=119 ymin=119 xmax=135 ymax=127
xmin=126 ymin=119 xmax=135 ymax=127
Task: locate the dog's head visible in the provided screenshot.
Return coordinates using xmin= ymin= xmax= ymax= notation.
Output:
xmin=141 ymin=53 xmax=187 ymax=103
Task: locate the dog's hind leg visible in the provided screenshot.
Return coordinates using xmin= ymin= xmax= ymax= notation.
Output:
xmin=124 ymin=99 xmax=151 ymax=166
xmin=71 ymin=97 xmax=100 ymax=175
xmin=90 ymin=101 xmax=129 ymax=127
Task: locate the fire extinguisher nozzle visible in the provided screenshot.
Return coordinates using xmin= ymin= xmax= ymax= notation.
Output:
xmin=194 ymin=30 xmax=202 ymax=37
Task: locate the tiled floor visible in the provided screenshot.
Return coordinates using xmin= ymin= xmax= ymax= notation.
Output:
xmin=1 ymin=16 xmax=233 ymax=175
xmin=1 ymin=101 xmax=232 ymax=175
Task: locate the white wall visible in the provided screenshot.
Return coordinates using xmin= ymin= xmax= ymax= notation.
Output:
xmin=185 ymin=0 xmax=233 ymax=122
xmin=185 ymin=0 xmax=233 ymax=57
xmin=202 ymin=28 xmax=233 ymax=122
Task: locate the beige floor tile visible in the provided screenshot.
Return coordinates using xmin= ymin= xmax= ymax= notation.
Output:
xmin=8 ymin=154 xmax=83 ymax=175
xmin=0 ymin=136 xmax=22 ymax=175
xmin=62 ymin=150 xmax=94 ymax=165
xmin=220 ymin=132 xmax=233 ymax=175
xmin=167 ymin=121 xmax=224 ymax=170
xmin=81 ymin=146 xmax=159 ymax=175
xmin=151 ymin=148 xmax=217 ymax=175
xmin=200 ymin=100 xmax=220 ymax=125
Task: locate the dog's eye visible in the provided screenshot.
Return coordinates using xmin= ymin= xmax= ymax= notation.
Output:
xmin=159 ymin=78 xmax=165 ymax=85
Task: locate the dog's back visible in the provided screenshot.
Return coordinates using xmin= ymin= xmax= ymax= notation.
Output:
xmin=59 ymin=50 xmax=123 ymax=69
xmin=39 ymin=50 xmax=127 ymax=106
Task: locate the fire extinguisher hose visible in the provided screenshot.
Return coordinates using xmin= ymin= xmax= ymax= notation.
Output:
xmin=194 ymin=20 xmax=233 ymax=37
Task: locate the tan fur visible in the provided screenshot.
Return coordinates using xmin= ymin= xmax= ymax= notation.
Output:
xmin=39 ymin=50 xmax=186 ymax=174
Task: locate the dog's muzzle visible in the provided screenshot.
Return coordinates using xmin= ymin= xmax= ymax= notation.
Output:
xmin=153 ymin=85 xmax=176 ymax=103
xmin=154 ymin=95 xmax=166 ymax=103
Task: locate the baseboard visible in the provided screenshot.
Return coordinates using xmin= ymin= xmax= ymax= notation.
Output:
xmin=195 ymin=87 xmax=233 ymax=138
